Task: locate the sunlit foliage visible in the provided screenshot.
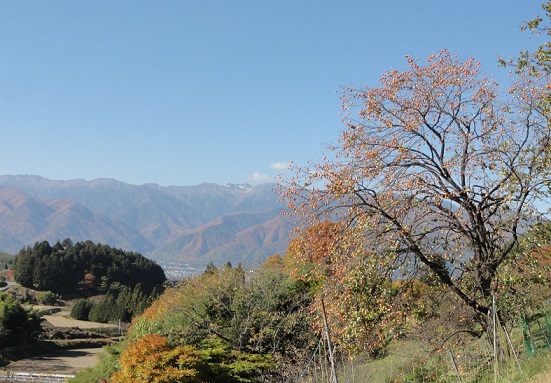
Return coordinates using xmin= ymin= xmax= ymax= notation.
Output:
xmin=281 ymin=49 xmax=551 ymax=352
xmin=111 ymin=262 xmax=315 ymax=382
xmin=500 ymin=1 xmax=551 ymax=75
xmin=111 ymin=334 xmax=202 ymax=383
xmin=0 ymin=292 xmax=41 ymax=345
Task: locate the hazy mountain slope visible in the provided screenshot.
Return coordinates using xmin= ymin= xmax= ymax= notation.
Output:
xmin=0 ymin=188 xmax=149 ymax=253
xmin=0 ymin=188 xmax=52 ymax=240
xmin=150 ymin=209 xmax=290 ymax=265
xmin=0 ymin=175 xmax=290 ymax=266
xmin=207 ymin=215 xmax=292 ymax=265
xmin=0 ymin=176 xmax=197 ymax=240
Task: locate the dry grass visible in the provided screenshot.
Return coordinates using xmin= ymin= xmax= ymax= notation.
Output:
xmin=41 ymin=312 xmax=117 ymax=329
xmin=531 ymin=369 xmax=551 ymax=383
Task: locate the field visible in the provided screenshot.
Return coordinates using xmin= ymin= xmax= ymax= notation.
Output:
xmin=36 ymin=305 xmax=117 ymax=330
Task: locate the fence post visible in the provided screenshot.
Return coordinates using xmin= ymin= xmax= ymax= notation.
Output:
xmin=320 ymin=297 xmax=338 ymax=383
xmin=521 ymin=314 xmax=536 ymax=357
xmin=448 ymin=350 xmax=463 ymax=383
xmin=492 ymin=294 xmax=497 ymax=383
xmin=502 ymin=324 xmax=523 ymax=375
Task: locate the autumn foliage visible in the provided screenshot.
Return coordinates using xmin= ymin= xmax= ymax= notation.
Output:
xmin=110 ymin=263 xmax=315 ymax=382
xmin=281 ymin=49 xmax=551 ymax=351
xmin=286 ymin=222 xmax=422 ymax=354
xmin=111 ymin=334 xmax=201 ymax=383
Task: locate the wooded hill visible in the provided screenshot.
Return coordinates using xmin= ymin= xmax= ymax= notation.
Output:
xmin=11 ymin=239 xmax=166 ymax=295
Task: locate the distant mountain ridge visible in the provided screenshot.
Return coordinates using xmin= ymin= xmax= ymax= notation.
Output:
xmin=0 ymin=175 xmax=292 ymax=267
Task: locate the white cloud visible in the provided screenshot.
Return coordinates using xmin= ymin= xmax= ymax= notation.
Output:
xmin=270 ymin=161 xmax=291 ymax=171
xmin=247 ymin=172 xmax=272 ymax=184
xmin=247 ymin=162 xmax=291 ymax=185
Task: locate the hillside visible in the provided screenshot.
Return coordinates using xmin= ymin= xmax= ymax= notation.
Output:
xmin=0 ymin=175 xmax=291 ymax=268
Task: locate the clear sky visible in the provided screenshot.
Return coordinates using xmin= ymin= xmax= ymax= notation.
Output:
xmin=0 ymin=1 xmax=544 ymax=186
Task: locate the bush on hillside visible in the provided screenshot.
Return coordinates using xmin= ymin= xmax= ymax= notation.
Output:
xmin=88 ymin=297 xmax=124 ymax=324
xmin=71 ymin=299 xmax=94 ymax=321
xmin=0 ymin=292 xmax=41 ymax=345
xmin=37 ymin=291 xmax=59 ymax=305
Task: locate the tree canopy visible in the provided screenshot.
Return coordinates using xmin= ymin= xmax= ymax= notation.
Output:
xmin=500 ymin=1 xmax=551 ymax=75
xmin=0 ymin=292 xmax=41 ymax=346
xmin=282 ymin=49 xmax=551 ymax=350
xmin=11 ymin=239 xmax=166 ymax=296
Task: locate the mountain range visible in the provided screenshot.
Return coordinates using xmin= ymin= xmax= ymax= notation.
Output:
xmin=0 ymin=175 xmax=293 ymax=270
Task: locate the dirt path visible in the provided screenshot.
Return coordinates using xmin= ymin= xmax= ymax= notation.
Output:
xmin=32 ymin=305 xmax=118 ymax=330
xmin=0 ymin=305 xmax=118 ymax=380
xmin=1 ymin=347 xmax=103 ymax=375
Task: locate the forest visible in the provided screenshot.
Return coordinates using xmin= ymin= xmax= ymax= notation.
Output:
xmin=11 ymin=239 xmax=165 ymax=296
xmin=71 ymin=223 xmax=551 ymax=383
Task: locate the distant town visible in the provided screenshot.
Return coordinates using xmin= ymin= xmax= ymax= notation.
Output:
xmin=159 ymin=262 xmax=204 ymax=280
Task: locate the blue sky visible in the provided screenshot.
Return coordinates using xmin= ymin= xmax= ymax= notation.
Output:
xmin=0 ymin=1 xmax=543 ymax=186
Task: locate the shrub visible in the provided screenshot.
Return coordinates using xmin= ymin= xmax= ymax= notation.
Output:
xmin=0 ymin=293 xmax=27 ymax=330
xmin=0 ymin=292 xmax=41 ymax=345
xmin=37 ymin=291 xmax=58 ymax=305
xmin=71 ymin=299 xmax=94 ymax=321
xmin=111 ymin=334 xmax=202 ymax=383
xmin=88 ymin=297 xmax=124 ymax=323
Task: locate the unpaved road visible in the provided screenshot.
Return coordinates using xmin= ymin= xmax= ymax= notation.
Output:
xmin=0 ymin=306 xmax=117 ymax=380
xmin=1 ymin=347 xmax=103 ymax=375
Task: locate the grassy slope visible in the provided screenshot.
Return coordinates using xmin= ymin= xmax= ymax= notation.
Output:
xmin=338 ymin=339 xmax=551 ymax=383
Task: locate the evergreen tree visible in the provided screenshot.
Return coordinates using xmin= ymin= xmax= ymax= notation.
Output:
xmin=11 ymin=240 xmax=166 ymax=295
